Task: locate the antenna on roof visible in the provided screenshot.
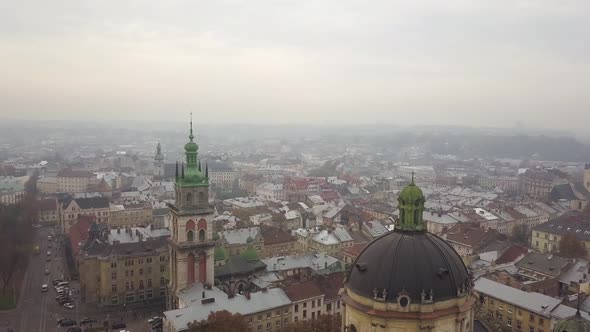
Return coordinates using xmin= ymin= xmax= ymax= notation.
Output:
xmin=411 ymin=170 xmax=415 ymax=184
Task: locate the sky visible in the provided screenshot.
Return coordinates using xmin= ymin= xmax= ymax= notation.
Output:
xmin=0 ymin=0 xmax=589 ymax=128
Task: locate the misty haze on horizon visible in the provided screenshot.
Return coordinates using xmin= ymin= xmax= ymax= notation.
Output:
xmin=1 ymin=0 xmax=589 ymax=129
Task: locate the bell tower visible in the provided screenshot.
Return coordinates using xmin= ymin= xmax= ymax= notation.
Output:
xmin=167 ymin=114 xmax=216 ymax=309
xmin=153 ymin=141 xmax=165 ymax=180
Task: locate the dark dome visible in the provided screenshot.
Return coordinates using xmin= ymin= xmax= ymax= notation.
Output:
xmin=553 ymin=311 xmax=590 ymax=332
xmin=346 ymin=229 xmax=470 ymax=303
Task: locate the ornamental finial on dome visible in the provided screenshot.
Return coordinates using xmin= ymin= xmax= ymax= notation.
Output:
xmin=189 ymin=112 xmax=194 ymax=142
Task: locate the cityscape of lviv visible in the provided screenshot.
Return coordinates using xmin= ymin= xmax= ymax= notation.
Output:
xmin=1 ymin=1 xmax=590 ymax=332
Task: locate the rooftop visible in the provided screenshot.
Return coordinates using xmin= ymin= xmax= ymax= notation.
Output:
xmin=474 ymin=277 xmax=561 ymax=317
xmin=515 ymin=252 xmax=570 ymax=278
xmin=108 ymin=226 xmax=170 ymax=244
xmin=165 ymin=284 xmax=291 ymax=331
xmin=219 ymin=227 xmax=260 ymax=245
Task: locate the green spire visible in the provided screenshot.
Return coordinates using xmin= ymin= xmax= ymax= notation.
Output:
xmin=241 ymin=246 xmax=259 ymax=262
xmin=397 ymin=174 xmax=425 ymax=232
xmin=176 ymin=114 xmax=208 ymax=187
xmin=214 ymin=246 xmax=228 ymax=261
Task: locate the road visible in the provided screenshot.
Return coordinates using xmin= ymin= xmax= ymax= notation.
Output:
xmin=0 ymin=225 xmax=165 ymax=332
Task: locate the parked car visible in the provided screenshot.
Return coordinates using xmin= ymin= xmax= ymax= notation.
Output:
xmin=52 ymin=279 xmax=63 ymax=286
xmin=111 ymin=322 xmax=126 ymax=329
xmin=80 ymin=317 xmax=97 ymax=325
xmin=148 ymin=316 xmax=162 ymax=324
xmin=64 ymin=302 xmax=75 ymax=309
xmin=58 ymin=319 xmax=76 ymax=327
xmin=41 ymin=284 xmax=48 ymax=293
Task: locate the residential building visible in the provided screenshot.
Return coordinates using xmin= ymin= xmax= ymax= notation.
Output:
xmin=515 ymin=252 xmax=571 ymax=282
xmin=532 ymin=211 xmax=590 ymax=256
xmin=444 ymin=223 xmax=499 ymax=258
xmin=56 ymin=169 xmax=95 ymax=193
xmin=478 ymin=175 xmax=520 ymax=192
xmin=520 ymin=169 xmax=555 ymax=200
xmin=263 ymin=253 xmax=344 ymax=280
xmin=294 ymin=226 xmax=354 ymax=256
xmin=37 ymin=176 xmax=57 ymax=193
xmin=260 ymin=226 xmax=297 ymax=258
xmin=36 ymin=197 xmax=59 ymax=224
xmin=62 ymin=197 xmax=110 ymax=233
xmin=341 ymin=242 xmax=367 ymax=266
xmin=218 ymin=227 xmax=264 ymax=257
xmin=109 ymin=202 xmax=153 ymax=228
xmin=164 ymin=283 xmax=291 ymax=332
xmin=256 ymin=182 xmax=286 ymax=200
xmin=474 ymin=277 xmax=589 ymax=332
xmin=0 ymin=176 xmax=26 ymax=205
xmin=206 ymin=160 xmax=235 ymax=189
xmin=78 ymin=226 xmax=171 ymax=306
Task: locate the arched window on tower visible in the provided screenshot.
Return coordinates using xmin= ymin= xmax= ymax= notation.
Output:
xmin=198 ymin=229 xmax=206 ymax=242
xmin=186 ymin=220 xmax=195 ymax=242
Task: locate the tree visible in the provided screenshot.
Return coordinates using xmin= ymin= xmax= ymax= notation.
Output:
xmin=284 ymin=314 xmax=341 ymax=332
xmin=559 ymin=234 xmax=587 ymax=258
xmin=187 ymin=310 xmax=249 ymax=332
xmin=511 ymin=224 xmax=530 ymax=245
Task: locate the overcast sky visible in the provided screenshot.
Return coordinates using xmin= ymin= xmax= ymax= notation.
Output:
xmin=0 ymin=0 xmax=589 ymax=128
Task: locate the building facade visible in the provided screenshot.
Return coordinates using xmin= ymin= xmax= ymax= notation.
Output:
xmin=109 ymin=203 xmax=153 ymax=228
xmin=167 ymin=119 xmax=217 ymax=310
xmin=56 ymin=169 xmax=95 ymax=193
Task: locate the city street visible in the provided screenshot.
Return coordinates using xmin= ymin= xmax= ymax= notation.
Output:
xmin=0 ymin=225 xmax=164 ymax=332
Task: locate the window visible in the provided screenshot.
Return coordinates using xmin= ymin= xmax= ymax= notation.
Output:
xmin=257 ymin=325 xmax=262 ymax=332
xmin=131 ymin=281 xmax=135 ymax=290
xmin=318 ymin=298 xmax=321 ymax=306
xmin=160 ymin=277 xmax=166 ymax=286
xmin=199 ymin=229 xmax=206 ymax=241
xmin=139 ymin=280 xmax=144 ymax=289
xmin=148 ymin=279 xmax=152 ymax=287
xmin=249 ymin=317 xmax=253 ymax=323
xmin=147 ymin=257 xmax=152 ymax=263
xmin=303 ymin=302 xmax=307 ymax=308
xmin=499 ymin=304 xmax=503 ymax=311
xmin=517 ymin=320 xmax=522 ymax=330
xmin=130 ymin=270 xmax=134 ymax=277
xmin=125 ymin=270 xmax=129 ymax=278
xmin=160 ymin=265 xmax=165 ymax=273
xmin=139 ymin=268 xmax=143 ymax=276
xmin=284 ymin=318 xmax=288 ymax=324
xmin=530 ymin=315 xmax=534 ymax=322
xmin=112 ymin=284 xmax=117 ymax=292
xmin=147 ymin=266 xmax=152 ymax=274
xmin=111 ymin=296 xmax=118 ymax=305
xmin=326 ymin=303 xmax=331 ymax=311
xmin=258 ymin=315 xmax=262 ymax=321
xmin=312 ymin=300 xmax=315 ymax=308
xmin=295 ymin=304 xmax=298 ymax=313
xmin=146 ymin=290 xmax=153 ymax=298
xmin=275 ymin=310 xmax=280 ymax=316
xmin=125 ymin=282 xmax=129 ymax=290
xmin=529 ymin=328 xmax=534 ymax=332
xmin=266 ymin=322 xmax=271 ymax=330
xmin=187 ymin=230 xmax=194 ymax=242
xmin=266 ymin=312 xmax=271 ymax=318
xmin=497 ymin=313 xmax=502 ymax=321
xmin=276 ymin=320 xmax=280 ymax=327
xmin=303 ymin=310 xmax=307 ymax=318
xmin=111 ymin=261 xmax=117 ymax=268
xmin=507 ymin=318 xmax=512 ymax=327
xmin=112 ymin=272 xmax=117 ymax=280
xmin=139 ymin=258 xmax=144 ymax=264
xmin=312 ymin=312 xmax=315 ymax=319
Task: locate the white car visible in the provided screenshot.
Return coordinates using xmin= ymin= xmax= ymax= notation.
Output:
xmin=64 ymin=302 xmax=75 ymax=309
xmin=41 ymin=284 xmax=48 ymax=293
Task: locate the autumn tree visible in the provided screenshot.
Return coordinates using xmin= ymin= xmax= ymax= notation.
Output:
xmin=559 ymin=234 xmax=587 ymax=258
xmin=284 ymin=314 xmax=341 ymax=332
xmin=511 ymin=224 xmax=530 ymax=245
xmin=0 ymin=175 xmax=36 ymax=295
xmin=187 ymin=310 xmax=249 ymax=332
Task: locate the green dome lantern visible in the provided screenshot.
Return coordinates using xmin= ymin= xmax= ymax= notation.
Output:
xmin=176 ymin=113 xmax=208 ymax=187
xmin=554 ymin=310 xmax=590 ymax=332
xmin=397 ymin=171 xmax=426 ymax=232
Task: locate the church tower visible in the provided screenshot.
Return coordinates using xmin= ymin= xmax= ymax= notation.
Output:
xmin=153 ymin=141 xmax=165 ymax=180
xmin=167 ymin=115 xmax=216 ymax=309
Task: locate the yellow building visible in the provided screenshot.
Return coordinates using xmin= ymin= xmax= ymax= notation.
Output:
xmin=531 ymin=211 xmax=590 ymax=257
xmin=79 ymin=228 xmax=170 ymax=307
xmin=342 ymin=180 xmax=475 ymax=332
xmin=109 ymin=203 xmax=153 ymax=228
xmin=57 ymin=169 xmax=95 ymax=193
xmin=294 ymin=225 xmax=354 ymax=256
xmin=474 ymin=277 xmax=569 ymax=332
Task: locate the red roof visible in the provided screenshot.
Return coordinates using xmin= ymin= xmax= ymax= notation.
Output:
xmin=68 ymin=215 xmax=95 ymax=257
xmin=496 ymin=244 xmax=529 ymax=265
xmin=57 ymin=169 xmax=94 ymax=178
xmin=261 ymin=226 xmax=296 ymax=245
xmin=283 ymin=279 xmax=324 ymax=301
xmin=36 ymin=198 xmax=57 ymax=210
xmin=342 ymin=242 xmax=368 ymax=259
